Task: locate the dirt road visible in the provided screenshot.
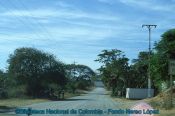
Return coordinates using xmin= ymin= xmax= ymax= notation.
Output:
xmin=14 ymin=86 xmax=131 ymax=116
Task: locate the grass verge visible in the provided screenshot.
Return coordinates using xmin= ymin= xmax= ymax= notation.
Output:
xmin=112 ymin=93 xmax=175 ymax=116
xmin=0 ymin=98 xmax=49 ymax=108
xmin=0 ymin=91 xmax=83 ymax=115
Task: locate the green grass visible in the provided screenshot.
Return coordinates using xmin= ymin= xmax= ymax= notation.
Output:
xmin=0 ymin=92 xmax=83 ymax=112
xmin=0 ymin=90 xmax=87 ymax=115
xmin=0 ymin=113 xmax=14 ymax=116
xmin=0 ymin=98 xmax=49 ymax=115
xmin=0 ymin=98 xmax=49 ymax=108
xmin=0 ymin=92 xmax=82 ymax=108
xmin=64 ymin=92 xmax=80 ymax=99
xmin=159 ymin=108 xmax=175 ymax=116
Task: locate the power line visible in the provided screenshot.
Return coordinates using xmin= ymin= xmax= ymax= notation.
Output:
xmin=0 ymin=1 xmax=49 ymax=43
xmin=6 ymin=1 xmax=46 ymax=40
xmin=16 ymin=0 xmax=55 ymax=41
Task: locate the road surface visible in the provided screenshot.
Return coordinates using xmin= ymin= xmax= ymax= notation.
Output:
xmin=14 ymin=82 xmax=131 ymax=116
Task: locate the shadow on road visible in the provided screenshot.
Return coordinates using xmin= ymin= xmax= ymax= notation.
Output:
xmin=98 ymin=93 xmax=110 ymax=95
xmin=0 ymin=106 xmax=15 ymax=113
xmin=89 ymin=92 xmax=109 ymax=95
xmin=58 ymin=98 xmax=92 ymax=101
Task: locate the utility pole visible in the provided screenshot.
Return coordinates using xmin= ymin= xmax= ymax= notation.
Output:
xmin=73 ymin=61 xmax=77 ymax=78
xmin=142 ymin=24 xmax=157 ymax=98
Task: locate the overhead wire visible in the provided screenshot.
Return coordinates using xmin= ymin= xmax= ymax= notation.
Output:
xmin=14 ymin=0 xmax=55 ymax=42
xmin=0 ymin=1 xmax=49 ymax=44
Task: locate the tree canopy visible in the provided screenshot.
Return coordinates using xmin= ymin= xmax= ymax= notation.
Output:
xmin=95 ymin=28 xmax=175 ymax=96
xmin=8 ymin=47 xmax=67 ymax=97
xmin=95 ymin=49 xmax=129 ymax=96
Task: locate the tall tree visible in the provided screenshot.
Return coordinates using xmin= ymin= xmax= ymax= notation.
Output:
xmin=130 ymin=51 xmax=149 ymax=88
xmin=152 ymin=29 xmax=175 ymax=90
xmin=65 ymin=64 xmax=95 ymax=91
xmin=8 ymin=47 xmax=67 ymax=97
xmin=95 ymin=49 xmax=129 ymax=96
xmin=66 ymin=64 xmax=95 ymax=81
xmin=0 ymin=70 xmax=8 ymax=98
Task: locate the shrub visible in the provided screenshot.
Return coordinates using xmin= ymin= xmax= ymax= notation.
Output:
xmin=0 ymin=88 xmax=8 ymax=99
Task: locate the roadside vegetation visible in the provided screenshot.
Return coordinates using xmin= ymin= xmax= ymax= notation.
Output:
xmin=0 ymin=48 xmax=95 ymax=101
xmin=95 ymin=29 xmax=175 ymax=106
xmin=112 ymin=87 xmax=175 ymax=116
xmin=0 ymin=28 xmax=175 ymax=115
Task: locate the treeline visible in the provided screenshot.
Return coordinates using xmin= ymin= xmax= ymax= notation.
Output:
xmin=0 ymin=47 xmax=95 ymax=99
xmin=95 ymin=29 xmax=175 ymax=96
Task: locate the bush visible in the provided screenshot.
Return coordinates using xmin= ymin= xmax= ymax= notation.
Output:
xmin=66 ymin=82 xmax=76 ymax=93
xmin=7 ymin=85 xmax=27 ymax=98
xmin=0 ymin=88 xmax=8 ymax=99
xmin=76 ymin=81 xmax=87 ymax=90
xmin=75 ymin=80 xmax=92 ymax=90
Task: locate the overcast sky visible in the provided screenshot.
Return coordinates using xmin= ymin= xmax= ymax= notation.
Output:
xmin=0 ymin=0 xmax=175 ymax=71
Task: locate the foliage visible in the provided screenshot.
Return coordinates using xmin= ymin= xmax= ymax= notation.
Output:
xmin=66 ymin=64 xmax=95 ymax=80
xmin=95 ymin=29 xmax=175 ymax=97
xmin=1 ymin=28 xmax=175 ymax=99
xmin=130 ymin=51 xmax=149 ymax=88
xmin=95 ymin=49 xmax=130 ymax=96
xmin=7 ymin=47 xmax=67 ymax=98
xmin=65 ymin=64 xmax=95 ymax=91
xmin=151 ymin=29 xmax=175 ymax=91
xmin=0 ymin=70 xmax=8 ymax=98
